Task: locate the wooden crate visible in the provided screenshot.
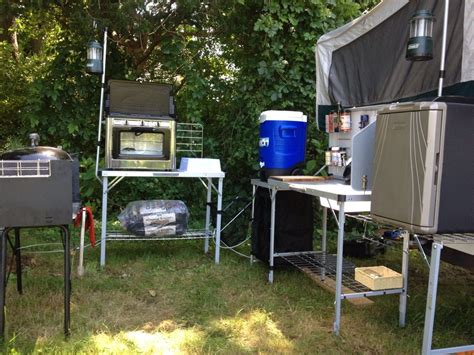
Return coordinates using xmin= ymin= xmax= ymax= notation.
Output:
xmin=355 ymin=266 xmax=403 ymax=290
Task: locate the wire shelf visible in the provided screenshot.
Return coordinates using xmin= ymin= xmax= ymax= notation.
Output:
xmin=106 ymin=229 xmax=212 ymax=241
xmin=282 ymin=251 xmax=392 ymax=294
xmin=0 ymin=160 xmax=51 ymax=178
xmin=281 ymin=252 xmax=404 ymax=298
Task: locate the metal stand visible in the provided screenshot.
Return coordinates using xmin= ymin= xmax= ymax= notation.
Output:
xmin=333 ymin=202 xmax=345 ymax=335
xmin=399 ymin=231 xmax=409 ymax=327
xmin=94 ymin=27 xmax=108 ymax=182
xmin=421 ymin=235 xmax=474 ymax=355
xmin=251 ymin=178 xmax=408 ymax=336
xmin=14 ymin=229 xmax=22 ymax=294
xmin=437 ymin=0 xmax=450 ymax=97
xmin=0 ymin=228 xmax=7 ymax=340
xmin=61 ymin=226 xmax=71 ymax=338
xmin=268 ymin=187 xmax=277 ymax=284
xmin=0 ymin=226 xmax=71 ymax=340
xmin=99 ymin=169 xmax=225 ymax=267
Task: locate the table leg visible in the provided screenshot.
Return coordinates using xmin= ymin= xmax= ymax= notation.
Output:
xmin=62 ymin=226 xmax=71 ymax=338
xmin=269 ymin=187 xmax=277 ymax=284
xmin=421 ymin=241 xmax=443 ymax=355
xmin=333 ymin=202 xmax=345 ymax=336
xmin=321 ymin=207 xmax=328 ymax=281
xmin=322 ymin=207 xmax=328 ymax=254
xmin=250 ymin=184 xmax=256 ymax=264
xmin=251 ymin=184 xmax=256 ymax=221
xmin=399 ymin=231 xmax=409 ymax=327
xmin=204 ymin=178 xmax=212 ymax=254
xmin=100 ymin=176 xmax=108 ymax=267
xmin=14 ymin=228 xmax=22 ymax=295
xmin=214 ymin=178 xmax=223 ymax=264
xmin=0 ymin=228 xmax=10 ymax=340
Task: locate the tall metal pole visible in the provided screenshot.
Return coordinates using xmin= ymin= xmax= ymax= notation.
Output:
xmin=437 ymin=0 xmax=449 ymax=97
xmin=95 ymin=27 xmax=108 ymax=182
xmin=100 ymin=176 xmax=109 ymax=267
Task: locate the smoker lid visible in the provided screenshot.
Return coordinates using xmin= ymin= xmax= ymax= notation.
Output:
xmin=0 ymin=146 xmax=72 ymax=161
xmin=0 ymin=133 xmax=72 ymax=161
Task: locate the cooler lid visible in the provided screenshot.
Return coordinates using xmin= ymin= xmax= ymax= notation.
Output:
xmin=259 ymin=110 xmax=307 ymax=123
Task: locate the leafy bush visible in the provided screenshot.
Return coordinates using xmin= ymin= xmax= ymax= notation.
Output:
xmin=0 ymin=0 xmax=378 ymax=218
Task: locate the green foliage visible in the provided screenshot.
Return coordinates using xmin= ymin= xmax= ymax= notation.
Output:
xmin=0 ymin=0 xmax=379 ymax=213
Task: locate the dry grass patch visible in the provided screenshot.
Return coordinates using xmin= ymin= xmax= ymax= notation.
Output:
xmin=215 ymin=309 xmax=294 ymax=354
xmin=90 ymin=321 xmax=206 ymax=354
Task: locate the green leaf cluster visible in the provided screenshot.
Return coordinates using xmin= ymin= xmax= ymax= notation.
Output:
xmin=0 ymin=0 xmax=378 ymax=214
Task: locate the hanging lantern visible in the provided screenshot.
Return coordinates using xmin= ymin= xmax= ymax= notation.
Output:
xmin=86 ymin=40 xmax=103 ymax=74
xmin=406 ymin=10 xmax=435 ymax=61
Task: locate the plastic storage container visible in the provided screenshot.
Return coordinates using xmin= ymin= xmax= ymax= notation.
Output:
xmin=258 ymin=110 xmax=307 ymax=180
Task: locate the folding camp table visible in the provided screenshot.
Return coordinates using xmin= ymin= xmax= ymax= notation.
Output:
xmin=251 ymin=177 xmax=409 ymax=336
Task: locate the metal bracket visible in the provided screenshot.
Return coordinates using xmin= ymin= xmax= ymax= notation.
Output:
xmin=414 ymin=235 xmax=431 ymax=269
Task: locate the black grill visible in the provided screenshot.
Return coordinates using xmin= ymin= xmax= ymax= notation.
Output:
xmin=0 ymin=160 xmax=72 ymax=227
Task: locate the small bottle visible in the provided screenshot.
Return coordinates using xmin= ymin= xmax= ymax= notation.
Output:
xmin=340 ymin=149 xmax=346 ymax=167
xmin=340 ymin=111 xmax=351 ymax=132
xmin=328 ymin=111 xmax=335 ymax=133
xmin=331 ymin=147 xmax=340 ymax=166
xmin=325 ymin=151 xmax=332 ymax=166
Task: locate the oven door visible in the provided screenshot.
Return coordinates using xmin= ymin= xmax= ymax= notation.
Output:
xmin=112 ymin=127 xmax=171 ymax=161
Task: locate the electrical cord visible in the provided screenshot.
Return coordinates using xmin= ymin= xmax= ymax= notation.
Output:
xmin=217 ymin=234 xmax=251 ymax=250
xmin=18 ymin=240 xmax=100 ymax=255
xmin=212 ymin=235 xmax=251 ymax=259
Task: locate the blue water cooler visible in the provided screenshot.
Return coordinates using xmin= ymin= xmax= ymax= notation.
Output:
xmin=259 ymin=110 xmax=307 ymax=180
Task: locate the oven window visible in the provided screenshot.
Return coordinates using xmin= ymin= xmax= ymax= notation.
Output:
xmin=120 ymin=132 xmax=164 ymax=157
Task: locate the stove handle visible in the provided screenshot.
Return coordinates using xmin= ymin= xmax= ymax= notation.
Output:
xmin=129 ymin=127 xmax=158 ymax=134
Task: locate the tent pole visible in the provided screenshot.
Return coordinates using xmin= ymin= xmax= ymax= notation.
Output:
xmin=437 ymin=0 xmax=449 ymax=97
xmin=95 ymin=27 xmax=108 ymax=182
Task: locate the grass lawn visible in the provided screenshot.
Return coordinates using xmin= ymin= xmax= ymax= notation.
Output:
xmin=2 ymin=226 xmax=473 ymax=354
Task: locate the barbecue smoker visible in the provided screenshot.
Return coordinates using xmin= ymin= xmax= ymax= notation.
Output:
xmin=0 ymin=133 xmax=77 ymax=338
xmin=0 ymin=134 xmax=76 ymax=227
xmin=105 ymin=80 xmax=177 ymax=170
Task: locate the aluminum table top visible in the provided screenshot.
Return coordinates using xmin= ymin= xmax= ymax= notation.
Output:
xmin=251 ymin=178 xmax=371 ymax=202
xmin=101 ymin=169 xmax=225 ymax=178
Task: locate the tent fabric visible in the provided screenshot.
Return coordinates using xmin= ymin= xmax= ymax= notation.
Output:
xmin=316 ymin=0 xmax=474 ymax=122
xmin=463 ymin=0 xmax=474 ymax=81
xmin=315 ymin=1 xmax=408 ymax=108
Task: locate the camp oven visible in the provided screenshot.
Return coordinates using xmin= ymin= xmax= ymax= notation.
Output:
xmin=105 ymin=116 xmax=176 ymax=170
xmin=104 ymin=80 xmax=176 ymax=170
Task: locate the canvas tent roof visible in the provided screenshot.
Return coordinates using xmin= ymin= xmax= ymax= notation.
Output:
xmin=315 ymin=0 xmax=474 ymax=125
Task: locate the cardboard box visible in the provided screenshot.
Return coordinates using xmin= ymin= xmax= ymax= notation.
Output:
xmin=355 ymin=266 xmax=403 ymax=290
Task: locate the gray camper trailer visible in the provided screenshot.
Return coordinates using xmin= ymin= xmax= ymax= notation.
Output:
xmin=315 ymin=0 xmax=474 ymax=268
